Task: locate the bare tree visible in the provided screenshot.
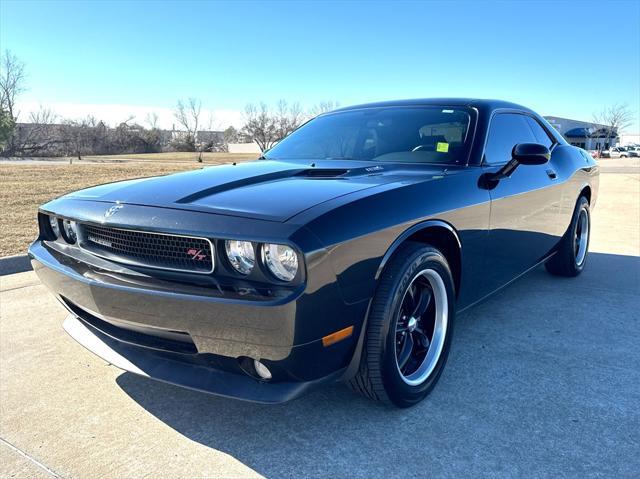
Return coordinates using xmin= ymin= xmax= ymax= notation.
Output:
xmin=592 ymin=104 xmax=635 ymax=154
xmin=0 ymin=50 xmax=26 ymax=154
xmin=0 ymin=50 xmax=26 ymax=120
xmin=223 ymin=126 xmax=239 ymax=144
xmin=0 ymin=108 xmax=12 ymax=151
xmin=174 ymin=98 xmax=202 ymax=156
xmin=194 ymin=111 xmax=221 ymax=157
xmin=11 ymin=106 xmax=60 ymax=155
xmin=29 ymin=107 xmax=57 ymax=126
xmin=119 ymin=114 xmax=136 ymax=127
xmin=275 ymin=100 xmax=303 ymax=140
xmin=242 ymin=103 xmax=276 ymax=152
xmin=310 ymin=101 xmax=339 ymax=116
xmin=61 ymin=117 xmax=95 ymax=163
xmin=145 ymin=112 xmax=159 ymax=130
xmin=112 ymin=117 xmax=147 ymax=153
xmin=141 ymin=112 xmax=162 ymax=152
xmin=242 ymin=101 xmax=305 ymax=152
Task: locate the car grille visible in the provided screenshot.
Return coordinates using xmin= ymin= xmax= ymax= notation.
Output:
xmin=80 ymin=224 xmax=214 ymax=274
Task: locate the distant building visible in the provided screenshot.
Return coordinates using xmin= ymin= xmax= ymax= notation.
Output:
xmin=545 ymin=116 xmax=619 ymax=150
xmin=227 ymin=141 xmax=262 ymax=154
xmin=195 ymin=130 xmax=224 ymax=145
xmin=619 ymin=133 xmax=640 ymax=146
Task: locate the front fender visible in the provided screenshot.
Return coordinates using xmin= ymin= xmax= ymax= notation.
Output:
xmin=374 ymin=219 xmax=461 ymax=280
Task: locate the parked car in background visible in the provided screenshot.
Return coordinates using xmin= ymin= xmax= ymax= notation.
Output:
xmin=29 ymin=98 xmax=599 ymax=407
xmin=602 ymin=146 xmax=627 ymax=158
xmin=626 ymin=146 xmax=640 ymax=157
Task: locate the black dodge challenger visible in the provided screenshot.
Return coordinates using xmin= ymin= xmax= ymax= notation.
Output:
xmin=29 ymin=99 xmax=599 ymax=407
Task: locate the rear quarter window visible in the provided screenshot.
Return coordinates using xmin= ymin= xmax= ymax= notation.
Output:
xmin=525 ymin=116 xmax=554 ymax=149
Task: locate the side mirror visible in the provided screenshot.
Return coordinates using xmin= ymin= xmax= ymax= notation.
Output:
xmin=480 ymin=143 xmax=551 ymax=189
xmin=512 ymin=143 xmax=551 ymax=165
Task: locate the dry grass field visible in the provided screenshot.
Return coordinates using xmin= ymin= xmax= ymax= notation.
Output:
xmin=78 ymin=152 xmax=258 ymax=163
xmin=0 ymin=153 xmax=256 ymax=256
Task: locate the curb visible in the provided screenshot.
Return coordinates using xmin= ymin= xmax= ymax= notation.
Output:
xmin=0 ymin=254 xmax=32 ymax=276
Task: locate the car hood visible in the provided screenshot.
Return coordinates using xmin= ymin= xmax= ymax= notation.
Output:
xmin=65 ymin=159 xmax=452 ymax=222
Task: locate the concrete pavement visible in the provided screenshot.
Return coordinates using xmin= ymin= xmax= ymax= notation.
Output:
xmin=1 ymin=170 xmax=638 ymax=478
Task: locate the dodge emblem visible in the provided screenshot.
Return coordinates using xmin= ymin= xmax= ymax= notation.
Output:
xmin=104 ymin=204 xmax=123 ymax=218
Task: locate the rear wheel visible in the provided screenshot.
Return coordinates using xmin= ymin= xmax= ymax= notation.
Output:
xmin=545 ymin=196 xmax=590 ymax=277
xmin=348 ymin=243 xmax=455 ymax=407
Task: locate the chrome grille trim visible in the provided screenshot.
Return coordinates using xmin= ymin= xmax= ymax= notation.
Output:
xmin=79 ymin=224 xmax=215 ymax=274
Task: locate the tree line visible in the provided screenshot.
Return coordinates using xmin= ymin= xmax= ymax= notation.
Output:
xmin=0 ymin=50 xmax=338 ymax=161
xmin=2 ymin=49 xmax=634 ymax=161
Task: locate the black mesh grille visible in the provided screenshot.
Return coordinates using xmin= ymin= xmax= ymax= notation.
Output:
xmin=81 ymin=224 xmax=214 ymax=273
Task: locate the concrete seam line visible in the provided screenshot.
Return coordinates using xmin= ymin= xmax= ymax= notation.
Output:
xmin=0 ymin=437 xmax=64 ymax=479
xmin=1 ymin=282 xmax=43 ymax=293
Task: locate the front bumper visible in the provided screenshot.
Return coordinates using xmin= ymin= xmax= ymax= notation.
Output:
xmin=29 ymin=240 xmax=368 ymax=403
xmin=62 ymin=314 xmax=342 ymax=403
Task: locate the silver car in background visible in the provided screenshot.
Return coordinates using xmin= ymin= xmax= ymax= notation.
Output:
xmin=626 ymin=146 xmax=640 ymax=157
xmin=602 ymin=146 xmax=627 ymax=158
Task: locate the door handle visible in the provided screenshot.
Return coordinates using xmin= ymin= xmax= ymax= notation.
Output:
xmin=546 ymin=169 xmax=557 ymax=180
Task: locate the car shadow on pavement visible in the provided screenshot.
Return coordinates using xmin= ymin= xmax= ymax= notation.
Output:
xmin=116 ymin=252 xmax=640 ymax=478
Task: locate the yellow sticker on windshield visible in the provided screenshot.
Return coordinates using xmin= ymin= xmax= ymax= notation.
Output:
xmin=436 ymin=142 xmax=449 ymax=153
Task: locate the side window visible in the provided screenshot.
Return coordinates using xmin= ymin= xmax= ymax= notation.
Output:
xmin=525 ymin=116 xmax=554 ymax=148
xmin=484 ymin=113 xmax=536 ymax=165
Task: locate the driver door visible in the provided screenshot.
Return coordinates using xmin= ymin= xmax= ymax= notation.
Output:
xmin=480 ymin=112 xmax=563 ymax=295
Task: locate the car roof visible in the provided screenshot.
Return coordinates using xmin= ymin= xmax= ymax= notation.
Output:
xmin=332 ymin=98 xmax=534 ymax=114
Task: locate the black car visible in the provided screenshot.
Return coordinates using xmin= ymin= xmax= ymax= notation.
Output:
xmin=29 ymin=98 xmax=599 ymax=407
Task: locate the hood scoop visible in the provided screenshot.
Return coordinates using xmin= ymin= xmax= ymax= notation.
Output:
xmin=297 ymin=168 xmax=349 ymax=178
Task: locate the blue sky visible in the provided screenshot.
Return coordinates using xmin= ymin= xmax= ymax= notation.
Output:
xmin=2 ymin=0 xmax=639 ymax=129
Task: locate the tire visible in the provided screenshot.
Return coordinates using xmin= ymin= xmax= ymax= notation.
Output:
xmin=348 ymin=242 xmax=455 ymax=408
xmin=545 ymin=196 xmax=591 ymax=277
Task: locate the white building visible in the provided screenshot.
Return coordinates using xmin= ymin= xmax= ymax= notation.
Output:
xmin=227 ymin=141 xmax=262 ymax=154
xmin=619 ymin=133 xmax=640 ymax=146
xmin=545 ymin=116 xmax=619 ymax=150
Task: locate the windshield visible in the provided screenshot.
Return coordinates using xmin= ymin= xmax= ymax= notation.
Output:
xmin=266 ymin=106 xmax=474 ymax=165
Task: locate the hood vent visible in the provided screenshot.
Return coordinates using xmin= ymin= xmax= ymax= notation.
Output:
xmin=297 ymin=168 xmax=349 ymax=178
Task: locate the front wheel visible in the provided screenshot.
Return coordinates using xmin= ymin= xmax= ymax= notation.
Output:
xmin=545 ymin=196 xmax=591 ymax=277
xmin=348 ymin=243 xmax=455 ymax=408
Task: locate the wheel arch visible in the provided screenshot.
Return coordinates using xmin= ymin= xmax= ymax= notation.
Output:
xmin=342 ymin=220 xmax=462 ymax=383
xmin=579 ymin=184 xmax=592 ymax=204
xmin=375 ymin=220 xmax=462 ymax=298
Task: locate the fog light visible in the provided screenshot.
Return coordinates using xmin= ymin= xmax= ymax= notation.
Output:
xmin=253 ymin=359 xmax=272 ymax=380
xmin=62 ymin=219 xmax=77 ymax=244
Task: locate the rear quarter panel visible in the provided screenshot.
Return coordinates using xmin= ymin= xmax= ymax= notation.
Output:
xmin=555 ymin=145 xmax=600 ymax=229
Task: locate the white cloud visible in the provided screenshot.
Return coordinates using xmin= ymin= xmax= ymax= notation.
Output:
xmin=16 ymin=101 xmax=244 ymax=130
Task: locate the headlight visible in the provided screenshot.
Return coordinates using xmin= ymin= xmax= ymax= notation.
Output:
xmin=262 ymin=243 xmax=298 ymax=282
xmin=62 ymin=219 xmax=77 ymax=244
xmin=225 ymin=240 xmax=255 ymax=275
xmin=48 ymin=216 xmax=60 ymax=238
